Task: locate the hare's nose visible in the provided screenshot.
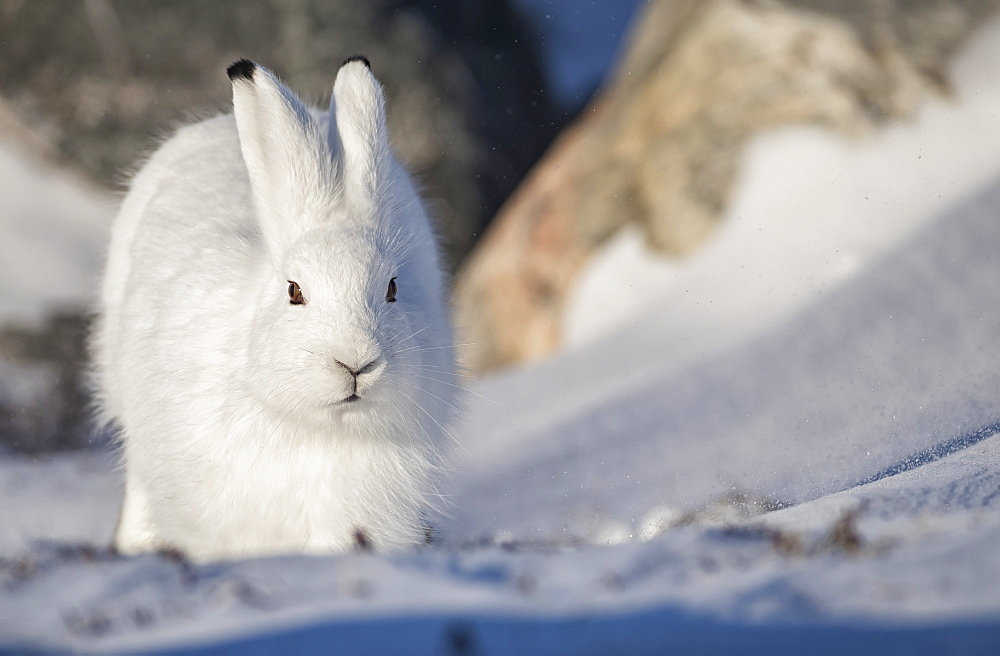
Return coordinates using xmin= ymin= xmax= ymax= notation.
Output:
xmin=334 ymin=357 xmax=381 ymax=378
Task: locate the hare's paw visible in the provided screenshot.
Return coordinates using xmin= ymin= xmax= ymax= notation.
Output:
xmin=113 ymin=484 xmax=161 ymax=555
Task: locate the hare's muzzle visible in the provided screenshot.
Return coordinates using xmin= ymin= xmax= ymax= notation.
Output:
xmin=333 ymin=354 xmax=387 ymax=401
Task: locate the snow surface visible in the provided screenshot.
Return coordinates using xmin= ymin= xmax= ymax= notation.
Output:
xmin=4 ymin=15 xmax=1000 ymax=654
xmin=0 ymin=137 xmax=113 ymax=325
xmin=565 ymin=13 xmax=1000 ymax=354
xmin=3 ymin=163 xmax=1000 ymax=653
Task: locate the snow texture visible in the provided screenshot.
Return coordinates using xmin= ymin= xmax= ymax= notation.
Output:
xmin=0 ymin=137 xmax=112 ymax=325
xmin=3 ymin=13 xmax=1000 ymax=655
xmin=3 ymin=165 xmax=1000 ymax=653
xmin=565 ymin=13 xmax=1000 ymax=353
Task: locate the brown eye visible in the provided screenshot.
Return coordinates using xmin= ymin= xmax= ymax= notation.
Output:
xmin=288 ymin=280 xmax=305 ymax=305
xmin=386 ymin=277 xmax=397 ymax=303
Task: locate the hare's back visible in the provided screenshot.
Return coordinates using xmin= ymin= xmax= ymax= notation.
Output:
xmin=95 ymin=113 xmax=258 ymax=425
xmin=101 ymin=115 xmax=255 ymax=353
xmin=110 ymin=115 xmax=259 ymax=304
xmin=135 ymin=114 xmax=255 ymax=267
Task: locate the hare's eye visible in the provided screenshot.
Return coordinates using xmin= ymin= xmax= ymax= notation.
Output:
xmin=288 ymin=281 xmax=305 ymax=305
xmin=386 ymin=277 xmax=397 ymax=303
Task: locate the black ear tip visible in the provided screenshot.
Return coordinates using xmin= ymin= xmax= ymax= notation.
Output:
xmin=227 ymin=59 xmax=256 ymax=82
xmin=341 ymin=54 xmax=371 ymax=70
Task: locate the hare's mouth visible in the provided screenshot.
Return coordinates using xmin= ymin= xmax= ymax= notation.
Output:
xmin=327 ymin=393 xmax=364 ymax=410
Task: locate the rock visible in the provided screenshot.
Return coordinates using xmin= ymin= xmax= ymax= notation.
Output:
xmin=0 ymin=0 xmax=559 ymax=268
xmin=454 ymin=0 xmax=1000 ymax=373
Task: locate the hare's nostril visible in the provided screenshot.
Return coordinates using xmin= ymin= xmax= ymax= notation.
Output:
xmin=333 ymin=356 xmax=383 ymax=378
xmin=357 ymin=357 xmax=381 ymax=376
xmin=332 ymin=359 xmax=356 ymax=377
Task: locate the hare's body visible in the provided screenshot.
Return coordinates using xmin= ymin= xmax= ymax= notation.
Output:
xmin=92 ymin=59 xmax=456 ymax=560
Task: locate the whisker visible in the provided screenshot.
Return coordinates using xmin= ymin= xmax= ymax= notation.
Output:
xmin=392 ymin=341 xmax=482 ymax=356
xmin=401 ymin=371 xmax=499 ymax=406
xmin=407 ymin=381 xmax=466 ymax=416
xmin=389 ymin=322 xmax=434 ymax=350
xmin=395 ymin=387 xmax=468 ymax=456
xmin=392 ymin=362 xmax=476 ymax=379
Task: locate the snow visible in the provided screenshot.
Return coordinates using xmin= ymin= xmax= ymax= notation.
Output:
xmin=3 ymin=175 xmax=1000 ymax=652
xmin=0 ymin=452 xmax=119 ymax=554
xmin=3 ymin=14 xmax=1000 ymax=655
xmin=3 ymin=432 xmax=1000 ymax=651
xmin=565 ymin=13 xmax=1000 ymax=354
xmin=0 ymin=137 xmax=113 ymax=324
xmin=446 ymin=173 xmax=1000 ymax=542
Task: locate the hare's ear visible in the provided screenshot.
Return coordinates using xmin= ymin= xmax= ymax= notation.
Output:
xmin=331 ymin=55 xmax=390 ymax=213
xmin=228 ymin=59 xmax=336 ymax=256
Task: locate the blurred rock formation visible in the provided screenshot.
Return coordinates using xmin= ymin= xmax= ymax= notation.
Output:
xmin=0 ymin=312 xmax=95 ymax=453
xmin=455 ymin=0 xmax=1000 ymax=373
xmin=0 ymin=0 xmax=559 ymax=268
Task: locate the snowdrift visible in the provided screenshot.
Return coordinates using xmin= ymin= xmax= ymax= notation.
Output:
xmin=2 ymin=174 xmax=1000 ymax=653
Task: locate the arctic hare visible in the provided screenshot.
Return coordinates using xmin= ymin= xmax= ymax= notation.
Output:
xmin=91 ymin=57 xmax=457 ymax=561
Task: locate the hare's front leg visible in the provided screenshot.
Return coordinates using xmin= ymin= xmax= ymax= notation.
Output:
xmin=113 ymin=474 xmax=159 ymax=555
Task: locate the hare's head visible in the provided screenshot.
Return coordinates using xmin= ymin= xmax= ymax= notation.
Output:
xmin=229 ymin=58 xmax=453 ymax=437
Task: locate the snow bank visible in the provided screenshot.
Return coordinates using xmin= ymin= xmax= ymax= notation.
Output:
xmin=2 ymin=435 xmax=999 ymax=652
xmin=565 ymin=13 xmax=1000 ymax=356
xmin=2 ymin=12 xmax=1000 ymax=655
xmin=447 ymin=173 xmax=1000 ymax=541
xmin=0 ymin=139 xmax=113 ymax=324
xmin=0 ymin=452 xmax=118 ymax=553
xmin=3 ymin=169 xmax=1000 ymax=650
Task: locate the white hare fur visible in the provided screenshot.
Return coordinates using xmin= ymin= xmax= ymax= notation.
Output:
xmin=91 ymin=58 xmax=457 ymax=561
